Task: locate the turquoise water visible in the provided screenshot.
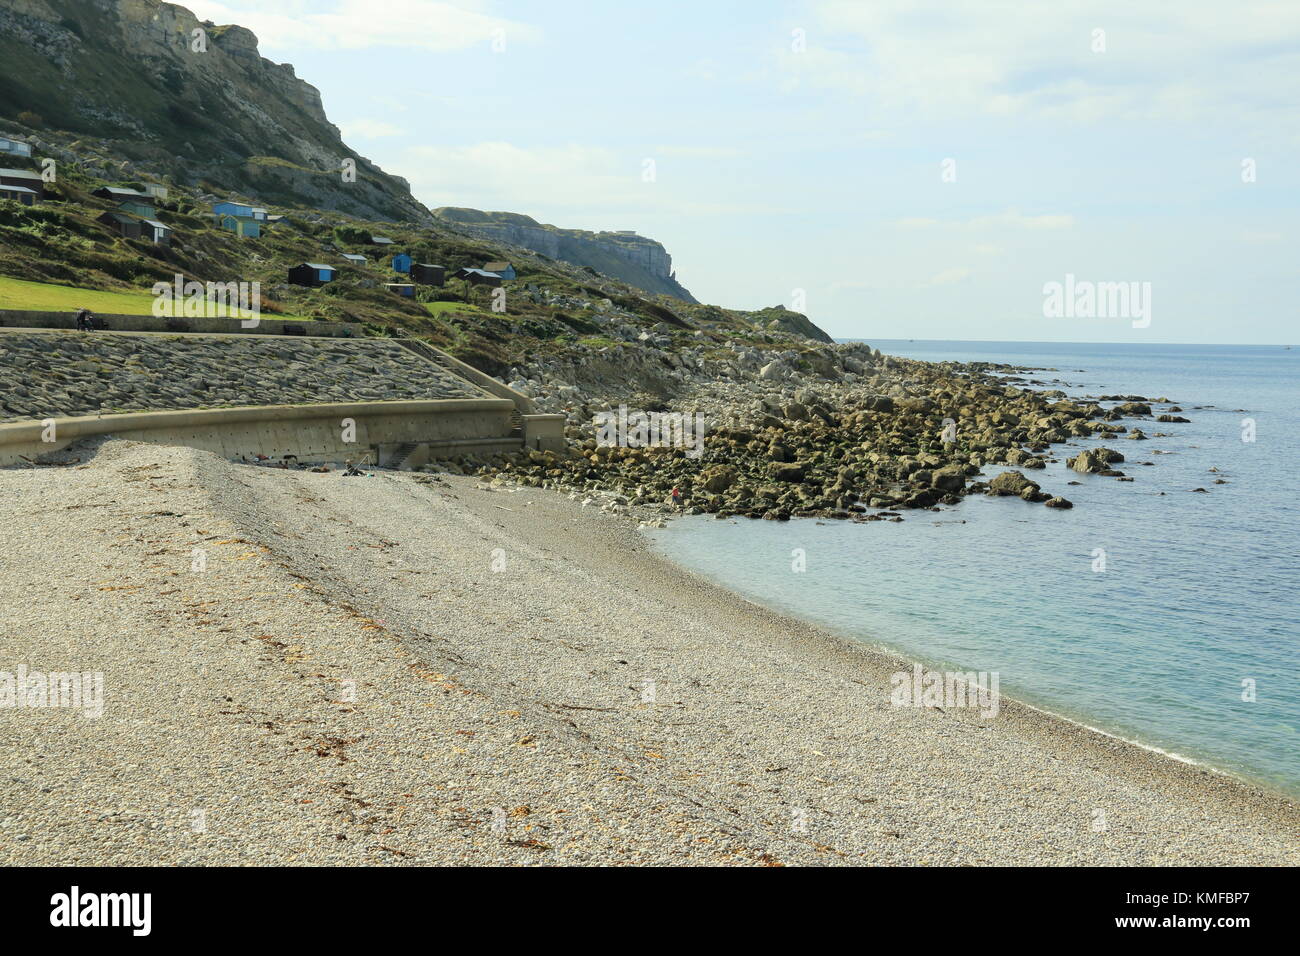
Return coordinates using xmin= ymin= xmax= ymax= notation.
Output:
xmin=646 ymin=341 xmax=1300 ymax=795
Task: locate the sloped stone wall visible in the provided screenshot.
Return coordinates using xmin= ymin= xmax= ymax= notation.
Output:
xmin=0 ymin=330 xmax=486 ymax=422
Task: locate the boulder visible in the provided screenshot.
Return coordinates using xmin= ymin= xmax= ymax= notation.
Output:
xmin=1043 ymin=496 xmax=1073 ymax=509
xmin=1115 ymin=402 xmax=1151 ymax=416
xmin=989 ymin=471 xmax=1039 ymax=497
xmin=1067 ymin=447 xmax=1125 ymax=473
xmin=930 ymin=465 xmax=967 ymax=493
xmin=767 ymin=442 xmax=794 ymax=463
xmin=903 ymin=489 xmax=939 ymax=509
xmin=700 ymin=465 xmax=737 ymax=493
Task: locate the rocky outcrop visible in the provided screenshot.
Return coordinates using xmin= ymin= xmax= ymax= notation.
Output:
xmin=433 ymin=208 xmax=696 ymax=302
xmin=743 ymin=306 xmax=833 ymax=344
xmin=0 ymin=0 xmax=428 ymax=223
xmin=480 ymin=348 xmax=1127 ymax=519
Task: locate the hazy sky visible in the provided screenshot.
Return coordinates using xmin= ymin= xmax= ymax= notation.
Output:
xmin=184 ymin=0 xmax=1299 ymax=344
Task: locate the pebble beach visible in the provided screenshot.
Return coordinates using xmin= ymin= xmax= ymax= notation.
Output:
xmin=1 ymin=439 xmax=1297 ymax=866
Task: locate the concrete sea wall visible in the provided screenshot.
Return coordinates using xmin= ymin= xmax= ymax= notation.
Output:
xmin=0 ymin=398 xmax=520 ymax=467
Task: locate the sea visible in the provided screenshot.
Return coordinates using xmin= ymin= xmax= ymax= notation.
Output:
xmin=645 ymin=340 xmax=1300 ymax=796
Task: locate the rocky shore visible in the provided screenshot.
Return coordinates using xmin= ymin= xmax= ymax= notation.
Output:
xmin=466 ymin=342 xmax=1187 ymax=521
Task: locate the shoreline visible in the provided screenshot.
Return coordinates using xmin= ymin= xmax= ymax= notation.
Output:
xmin=628 ymin=521 xmax=1300 ymax=823
xmin=643 ymin=518 xmax=1300 ymax=804
xmin=2 ymin=438 xmax=1296 ymax=865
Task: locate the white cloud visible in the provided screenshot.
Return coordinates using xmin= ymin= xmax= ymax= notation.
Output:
xmin=182 ymin=0 xmax=540 ymax=52
xmin=782 ymin=0 xmax=1300 ymax=124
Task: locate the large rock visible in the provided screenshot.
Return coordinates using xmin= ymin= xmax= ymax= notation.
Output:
xmin=988 ymin=471 xmax=1039 ymax=497
xmin=1067 ymin=447 xmax=1125 ymax=473
xmin=700 ymin=465 xmax=737 ymax=493
xmin=930 ymin=465 xmax=967 ymax=493
xmin=769 ymin=462 xmax=806 ymax=482
xmin=1115 ymin=402 xmax=1151 ymax=416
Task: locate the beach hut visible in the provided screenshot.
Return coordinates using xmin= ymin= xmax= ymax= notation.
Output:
xmin=482 ymin=261 xmax=516 ymax=281
xmin=369 ymin=235 xmax=395 ymax=246
xmin=384 ymin=283 xmax=415 ymax=297
xmin=0 ymin=167 xmax=43 ymax=198
xmin=116 ymin=197 xmax=157 ymax=217
xmin=213 ymin=200 xmax=267 ymax=237
xmin=341 ymin=253 xmax=368 ymax=266
xmin=93 ymin=185 xmax=149 ymax=201
xmin=454 ymin=267 xmax=503 ymax=288
xmin=140 ymin=219 xmax=173 ymax=245
xmin=410 ymin=263 xmax=445 ymax=286
xmin=97 ymin=211 xmax=144 ymax=240
xmin=391 ymin=252 xmax=412 ymax=274
xmin=288 ymin=263 xmax=338 ymax=287
xmin=0 ymin=184 xmax=37 ymax=206
xmin=0 ymin=138 xmax=32 ymax=159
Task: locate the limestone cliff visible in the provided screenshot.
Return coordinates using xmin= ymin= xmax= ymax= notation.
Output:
xmin=434 ymin=207 xmax=697 ymax=303
xmin=0 ymin=0 xmax=428 ymax=223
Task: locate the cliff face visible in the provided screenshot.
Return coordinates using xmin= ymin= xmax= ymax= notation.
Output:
xmin=0 ymin=0 xmax=428 ymax=223
xmin=434 ymin=207 xmax=697 ymax=303
xmin=0 ymin=1 xmax=714 ymax=305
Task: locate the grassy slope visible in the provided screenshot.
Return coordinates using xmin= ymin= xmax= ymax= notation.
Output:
xmin=0 ymin=275 xmax=311 ymax=320
xmin=0 ymin=137 xmax=832 ymax=378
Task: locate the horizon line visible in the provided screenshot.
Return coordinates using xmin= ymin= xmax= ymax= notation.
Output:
xmin=837 ymin=337 xmax=1294 ymax=349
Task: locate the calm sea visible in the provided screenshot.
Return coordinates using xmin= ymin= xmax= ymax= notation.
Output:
xmin=646 ymin=340 xmax=1300 ymax=795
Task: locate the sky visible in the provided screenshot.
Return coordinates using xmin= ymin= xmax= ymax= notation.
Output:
xmin=183 ymin=0 xmax=1300 ymax=345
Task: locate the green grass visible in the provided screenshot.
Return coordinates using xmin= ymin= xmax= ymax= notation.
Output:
xmin=425 ymin=300 xmax=483 ymax=316
xmin=0 ymin=275 xmax=162 ymax=314
xmin=0 ymin=275 xmax=310 ymax=321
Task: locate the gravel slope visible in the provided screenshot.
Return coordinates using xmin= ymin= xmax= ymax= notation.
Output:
xmin=1 ymin=439 xmax=1296 ymax=865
